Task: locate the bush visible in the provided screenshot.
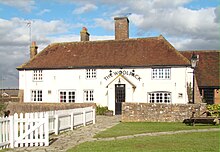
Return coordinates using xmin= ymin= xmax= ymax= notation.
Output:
xmin=96 ymin=105 xmax=109 ymax=115
xmin=0 ymin=102 xmax=7 ymax=117
xmin=206 ymin=104 xmax=220 ymax=117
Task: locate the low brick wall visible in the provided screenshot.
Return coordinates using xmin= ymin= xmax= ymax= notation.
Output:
xmin=122 ymin=103 xmax=207 ymax=122
xmin=5 ymin=102 xmax=96 ymax=115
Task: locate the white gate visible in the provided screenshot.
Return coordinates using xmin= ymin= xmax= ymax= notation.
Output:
xmin=0 ymin=107 xmax=95 ymax=149
xmin=12 ymin=112 xmax=49 ymax=148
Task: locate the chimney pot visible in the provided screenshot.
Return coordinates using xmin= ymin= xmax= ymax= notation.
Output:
xmin=32 ymin=41 xmax=36 ymax=46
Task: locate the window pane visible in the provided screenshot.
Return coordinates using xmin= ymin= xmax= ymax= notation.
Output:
xmin=31 ymin=90 xmax=42 ymax=101
xmin=33 ymin=70 xmax=43 ymax=81
xmin=148 ymin=92 xmax=171 ymax=104
xmin=86 ymin=69 xmax=96 ymax=79
xmin=69 ymin=91 xmax=75 ymax=102
xmin=60 ymin=91 xmax=66 ymax=102
xmin=152 ymin=68 xmax=170 ymax=80
xmin=84 ymin=90 xmax=94 ymax=102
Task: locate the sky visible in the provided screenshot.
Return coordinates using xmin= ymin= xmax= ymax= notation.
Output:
xmin=0 ymin=0 xmax=219 ymax=89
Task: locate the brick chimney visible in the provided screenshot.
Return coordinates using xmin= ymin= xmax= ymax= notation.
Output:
xmin=114 ymin=17 xmax=129 ymax=40
xmin=30 ymin=41 xmax=38 ymax=59
xmin=80 ymin=27 xmax=90 ymax=41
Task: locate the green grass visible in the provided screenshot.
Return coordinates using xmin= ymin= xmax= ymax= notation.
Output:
xmin=94 ymin=122 xmax=220 ymax=138
xmin=67 ymin=131 xmax=220 ymax=152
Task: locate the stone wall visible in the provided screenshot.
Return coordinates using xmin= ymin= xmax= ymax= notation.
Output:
xmin=0 ymin=97 xmax=20 ymax=103
xmin=5 ymin=102 xmax=96 ymax=115
xmin=122 ymin=102 xmax=207 ymax=122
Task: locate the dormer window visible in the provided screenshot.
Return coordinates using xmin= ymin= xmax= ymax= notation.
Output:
xmin=33 ymin=70 xmax=43 ymax=81
xmin=86 ymin=69 xmax=96 ymax=79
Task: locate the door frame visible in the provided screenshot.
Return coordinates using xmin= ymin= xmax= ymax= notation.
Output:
xmin=115 ymin=84 xmax=125 ymax=115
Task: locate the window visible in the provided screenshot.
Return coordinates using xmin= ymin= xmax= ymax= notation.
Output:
xmin=33 ymin=70 xmax=43 ymax=81
xmin=83 ymin=90 xmax=94 ymax=102
xmin=86 ymin=69 xmax=96 ymax=79
xmin=178 ymin=93 xmax=183 ymax=98
xmin=59 ymin=90 xmax=76 ymax=103
xmin=148 ymin=92 xmax=171 ymax=103
xmin=152 ymin=68 xmax=170 ymax=79
xmin=31 ymin=90 xmax=42 ymax=101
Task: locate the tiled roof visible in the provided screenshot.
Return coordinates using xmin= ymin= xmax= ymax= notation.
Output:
xmin=181 ymin=51 xmax=220 ymax=88
xmin=17 ymin=35 xmax=190 ymax=70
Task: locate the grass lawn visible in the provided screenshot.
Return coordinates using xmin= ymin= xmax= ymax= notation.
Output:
xmin=67 ymin=131 xmax=220 ymax=152
xmin=94 ymin=122 xmax=220 ymax=138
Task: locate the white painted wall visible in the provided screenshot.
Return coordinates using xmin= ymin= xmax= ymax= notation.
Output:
xmin=19 ymin=67 xmax=193 ymax=114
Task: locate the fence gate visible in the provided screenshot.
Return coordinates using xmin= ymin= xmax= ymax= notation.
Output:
xmin=12 ymin=112 xmax=49 ymax=148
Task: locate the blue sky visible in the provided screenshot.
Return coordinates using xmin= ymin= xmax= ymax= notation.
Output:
xmin=0 ymin=0 xmax=219 ymax=88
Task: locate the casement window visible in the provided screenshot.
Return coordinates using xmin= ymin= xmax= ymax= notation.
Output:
xmin=33 ymin=70 xmax=43 ymax=81
xmin=152 ymin=68 xmax=171 ymax=79
xmin=59 ymin=90 xmax=76 ymax=103
xmin=31 ymin=90 xmax=42 ymax=101
xmin=86 ymin=69 xmax=96 ymax=79
xmin=148 ymin=92 xmax=171 ymax=103
xmin=83 ymin=90 xmax=94 ymax=102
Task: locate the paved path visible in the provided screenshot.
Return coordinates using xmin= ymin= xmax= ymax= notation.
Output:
xmin=96 ymin=128 xmax=220 ymax=141
xmin=6 ymin=115 xmax=121 ymax=152
xmin=6 ymin=116 xmax=220 ymax=152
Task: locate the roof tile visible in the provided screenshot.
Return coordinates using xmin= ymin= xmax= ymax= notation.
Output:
xmin=17 ymin=36 xmax=190 ymax=70
xmin=181 ymin=50 xmax=220 ymax=87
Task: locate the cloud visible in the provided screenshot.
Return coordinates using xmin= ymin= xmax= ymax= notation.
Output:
xmin=0 ymin=17 xmax=114 ymax=88
xmin=93 ymin=18 xmax=114 ymax=31
xmin=72 ymin=3 xmax=97 ymax=14
xmin=0 ymin=17 xmax=72 ymax=88
xmin=0 ymin=0 xmax=35 ymax=12
xmin=170 ymin=37 xmax=220 ymax=51
xmin=37 ymin=9 xmax=51 ymax=16
xmin=152 ymin=0 xmax=193 ymax=8
xmin=214 ymin=6 xmax=220 ymax=23
xmin=32 ymin=19 xmax=70 ymax=35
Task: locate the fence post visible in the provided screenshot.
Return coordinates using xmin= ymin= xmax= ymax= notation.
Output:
xmin=92 ymin=108 xmax=96 ymax=124
xmin=9 ymin=116 xmax=14 ymax=148
xmin=54 ymin=114 xmax=59 ymax=135
xmin=83 ymin=111 xmax=86 ymax=126
xmin=44 ymin=112 xmax=49 ymax=146
xmin=70 ymin=112 xmax=74 ymax=130
xmin=14 ymin=113 xmax=18 ymax=147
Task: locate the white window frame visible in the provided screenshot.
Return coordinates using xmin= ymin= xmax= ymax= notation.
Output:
xmin=86 ymin=69 xmax=96 ymax=79
xmin=59 ymin=90 xmax=76 ymax=103
xmin=83 ymin=90 xmax=94 ymax=102
xmin=33 ymin=70 xmax=43 ymax=81
xmin=148 ymin=92 xmax=171 ymax=104
xmin=152 ymin=68 xmax=171 ymax=80
xmin=31 ymin=90 xmax=42 ymax=101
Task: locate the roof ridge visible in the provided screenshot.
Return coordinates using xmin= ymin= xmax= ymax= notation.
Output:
xmin=182 ymin=50 xmax=220 ymax=52
xmin=49 ymin=36 xmax=160 ymax=45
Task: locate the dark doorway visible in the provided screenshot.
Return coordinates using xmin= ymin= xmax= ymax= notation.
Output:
xmin=203 ymin=88 xmax=214 ymax=104
xmin=115 ymin=84 xmax=125 ymax=115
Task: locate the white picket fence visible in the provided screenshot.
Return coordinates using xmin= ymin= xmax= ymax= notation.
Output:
xmin=0 ymin=106 xmax=95 ymax=149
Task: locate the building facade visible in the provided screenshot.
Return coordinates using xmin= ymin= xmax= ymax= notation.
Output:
xmin=181 ymin=51 xmax=220 ymax=104
xmin=17 ymin=17 xmax=194 ymax=114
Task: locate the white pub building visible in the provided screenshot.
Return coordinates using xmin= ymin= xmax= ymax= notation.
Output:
xmin=17 ymin=17 xmax=195 ymax=115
